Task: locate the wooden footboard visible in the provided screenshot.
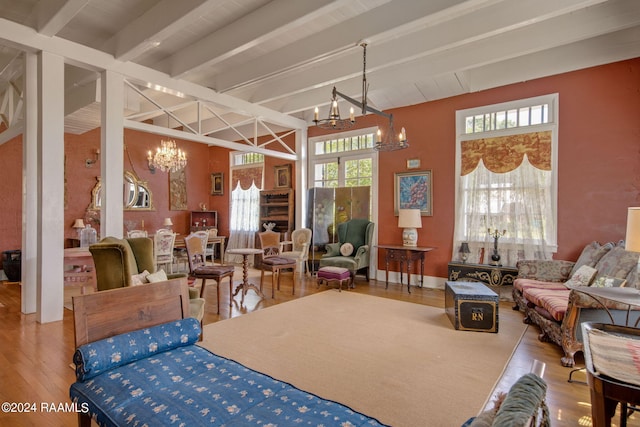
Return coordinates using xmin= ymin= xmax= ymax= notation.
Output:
xmin=72 ymin=278 xmax=190 ymax=347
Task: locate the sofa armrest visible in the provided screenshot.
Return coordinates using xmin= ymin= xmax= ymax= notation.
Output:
xmin=517 ymin=259 xmax=575 ymax=282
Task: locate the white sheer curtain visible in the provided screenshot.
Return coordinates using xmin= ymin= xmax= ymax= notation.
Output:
xmin=226 ymin=181 xmax=261 ymax=263
xmin=453 ymin=156 xmax=556 ymax=265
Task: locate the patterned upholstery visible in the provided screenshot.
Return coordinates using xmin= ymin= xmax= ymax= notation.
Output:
xmin=523 ymin=288 xmax=571 ymax=321
xmin=70 ymin=318 xmax=386 ymax=427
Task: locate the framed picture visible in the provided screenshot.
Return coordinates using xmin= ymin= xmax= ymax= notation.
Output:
xmin=394 ymin=170 xmax=432 ymax=216
xmin=274 ymin=164 xmax=291 ymax=188
xmin=211 ymin=172 xmax=224 ymax=196
xmin=407 ymin=158 xmax=421 ymax=169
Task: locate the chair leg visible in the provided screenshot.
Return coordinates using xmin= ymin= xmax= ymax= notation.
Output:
xmin=272 ymin=268 xmax=277 ymax=298
xmin=216 ymin=280 xmax=220 ymax=314
xmin=228 ymin=275 xmax=234 ymax=308
xmin=199 ymin=278 xmax=207 ymax=298
xmin=292 ymin=265 xmax=296 ymax=295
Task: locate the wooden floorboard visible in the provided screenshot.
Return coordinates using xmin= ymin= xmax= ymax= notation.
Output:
xmin=0 ymin=270 xmax=638 ymax=426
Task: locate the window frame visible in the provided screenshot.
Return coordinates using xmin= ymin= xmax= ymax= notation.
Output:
xmin=454 ymin=94 xmax=559 ymax=252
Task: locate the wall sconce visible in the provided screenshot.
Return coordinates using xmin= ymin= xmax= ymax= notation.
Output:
xmin=146 ymin=150 xmax=156 ymax=174
xmin=85 ymin=149 xmax=100 ymax=168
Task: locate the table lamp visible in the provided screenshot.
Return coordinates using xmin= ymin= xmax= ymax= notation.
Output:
xmin=72 ymin=218 xmax=85 ymax=239
xmin=625 ymin=207 xmax=640 ymax=273
xmin=398 ymin=209 xmax=422 ymax=247
xmin=459 ymin=242 xmax=470 ymax=263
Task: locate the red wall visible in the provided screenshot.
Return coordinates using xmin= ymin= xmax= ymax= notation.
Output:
xmin=1 ymin=58 xmax=638 ymax=280
xmin=311 ymin=58 xmax=640 ymax=278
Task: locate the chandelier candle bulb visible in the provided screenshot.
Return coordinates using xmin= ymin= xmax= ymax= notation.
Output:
xmin=349 ymin=107 xmax=354 ymax=122
xmin=314 ymin=107 xmax=319 ymax=121
xmin=376 ymin=129 xmax=382 ymax=143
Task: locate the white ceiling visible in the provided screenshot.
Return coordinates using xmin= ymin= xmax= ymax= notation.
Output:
xmin=1 ymin=0 xmax=639 ymax=144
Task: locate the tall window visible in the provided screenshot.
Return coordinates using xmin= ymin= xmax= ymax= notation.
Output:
xmin=226 ymin=152 xmax=264 ymax=261
xmin=310 ymin=128 xmax=375 ymax=189
xmin=453 ymin=94 xmax=558 ymax=265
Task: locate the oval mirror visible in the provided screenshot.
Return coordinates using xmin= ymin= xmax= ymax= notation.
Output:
xmin=88 ymin=171 xmax=154 ymax=211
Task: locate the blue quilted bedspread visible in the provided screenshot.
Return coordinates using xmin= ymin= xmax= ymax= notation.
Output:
xmin=70 ymin=318 xmax=386 ymax=426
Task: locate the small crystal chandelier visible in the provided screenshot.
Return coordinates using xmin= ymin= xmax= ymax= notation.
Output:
xmin=147 ymin=139 xmax=187 ymax=173
xmin=313 ymin=42 xmax=409 ymax=151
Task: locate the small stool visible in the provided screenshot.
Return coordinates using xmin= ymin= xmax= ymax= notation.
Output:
xmin=317 ymin=266 xmax=352 ymax=291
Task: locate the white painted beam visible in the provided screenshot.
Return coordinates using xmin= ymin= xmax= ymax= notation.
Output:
xmin=214 ymin=0 xmax=468 ymax=91
xmin=34 ymin=0 xmax=89 ymax=37
xmin=101 ymin=0 xmax=209 ymax=62
xmin=0 ymin=18 xmax=306 ymax=131
xmin=162 ymin=0 xmax=340 ymax=79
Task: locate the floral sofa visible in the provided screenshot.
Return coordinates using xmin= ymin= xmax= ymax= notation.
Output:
xmin=512 ymin=241 xmax=640 ymax=367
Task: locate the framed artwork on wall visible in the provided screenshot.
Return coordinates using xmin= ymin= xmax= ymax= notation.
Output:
xmin=274 ymin=164 xmax=291 ymax=188
xmin=394 ymin=170 xmax=432 ymax=216
xmin=211 ymin=172 xmax=224 ymax=195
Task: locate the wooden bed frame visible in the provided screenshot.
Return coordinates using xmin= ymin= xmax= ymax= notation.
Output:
xmin=72 ymin=278 xmax=190 ymax=347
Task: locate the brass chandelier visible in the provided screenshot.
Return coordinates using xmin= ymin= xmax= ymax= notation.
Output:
xmin=313 ymin=42 xmax=409 ymax=151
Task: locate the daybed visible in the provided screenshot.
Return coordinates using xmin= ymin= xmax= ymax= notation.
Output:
xmin=512 ymin=241 xmax=640 ymax=367
xmin=69 ymin=280 xmax=386 ymax=427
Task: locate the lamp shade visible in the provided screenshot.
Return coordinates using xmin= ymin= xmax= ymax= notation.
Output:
xmin=72 ymin=218 xmax=85 ymax=229
xmin=459 ymin=242 xmax=470 ymax=254
xmin=398 ymin=209 xmax=422 ymax=228
xmin=626 ymin=207 xmax=640 ymax=252
xmin=163 ymin=217 xmax=173 ymax=227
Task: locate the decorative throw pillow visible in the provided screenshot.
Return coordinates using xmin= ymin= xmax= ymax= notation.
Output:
xmin=340 ymin=242 xmax=354 ymax=256
xmin=591 ymin=276 xmax=627 ymax=288
xmin=131 ymin=270 xmax=150 ymax=285
xmin=564 ymin=265 xmax=597 ymax=288
xmin=146 ymin=269 xmax=168 ymax=283
xmin=570 ymin=241 xmax=614 ymax=276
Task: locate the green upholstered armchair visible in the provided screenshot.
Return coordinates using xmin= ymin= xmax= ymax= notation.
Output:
xmin=89 ymin=237 xmax=204 ymax=321
xmin=319 ymin=219 xmax=375 ymax=280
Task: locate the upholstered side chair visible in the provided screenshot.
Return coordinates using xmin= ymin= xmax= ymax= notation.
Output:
xmin=319 ymin=219 xmax=375 ymax=281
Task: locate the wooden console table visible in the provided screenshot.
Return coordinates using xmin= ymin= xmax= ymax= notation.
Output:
xmin=376 ymin=245 xmax=435 ymax=293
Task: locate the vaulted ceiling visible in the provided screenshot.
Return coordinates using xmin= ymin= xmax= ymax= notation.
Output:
xmin=1 ymin=0 xmax=639 ymax=146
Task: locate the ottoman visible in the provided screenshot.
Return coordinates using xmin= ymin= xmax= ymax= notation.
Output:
xmin=445 ymin=281 xmax=498 ymax=333
xmin=317 ymin=266 xmax=353 ymax=291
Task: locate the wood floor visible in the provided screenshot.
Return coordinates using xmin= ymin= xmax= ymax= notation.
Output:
xmin=0 ymin=270 xmax=637 ymax=426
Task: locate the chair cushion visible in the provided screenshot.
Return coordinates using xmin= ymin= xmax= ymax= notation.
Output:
xmin=193 ymin=265 xmax=235 ymax=277
xmin=522 ymin=287 xmax=570 ymax=321
xmin=262 ymin=257 xmax=296 ymax=266
xmin=318 ymin=266 xmax=351 ymax=280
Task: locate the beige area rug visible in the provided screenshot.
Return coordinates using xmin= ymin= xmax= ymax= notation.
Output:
xmin=199 ymin=290 xmax=528 ymax=427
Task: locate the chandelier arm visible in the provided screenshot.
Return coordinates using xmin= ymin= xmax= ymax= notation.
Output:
xmin=334 ymin=89 xmax=392 ymax=120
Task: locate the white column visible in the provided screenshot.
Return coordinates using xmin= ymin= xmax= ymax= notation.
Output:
xmin=37 ymin=51 xmax=65 ymax=323
xmin=21 ymin=52 xmax=38 ymax=314
xmin=295 ymin=127 xmax=307 ymax=228
xmin=100 ymin=70 xmax=124 ymax=238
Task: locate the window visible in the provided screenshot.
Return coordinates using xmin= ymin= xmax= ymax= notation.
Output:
xmin=453 ymin=94 xmax=558 ymax=265
xmin=226 ymin=152 xmax=264 ymax=261
xmin=310 ymin=128 xmax=376 ymax=189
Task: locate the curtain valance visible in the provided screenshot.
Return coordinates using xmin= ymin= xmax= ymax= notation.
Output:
xmin=461 ymin=131 xmax=552 ymax=175
xmin=232 ymin=166 xmax=263 ymax=190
